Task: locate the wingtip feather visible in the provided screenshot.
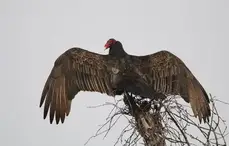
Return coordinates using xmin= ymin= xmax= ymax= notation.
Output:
xmin=188 ymin=79 xmax=211 ymax=124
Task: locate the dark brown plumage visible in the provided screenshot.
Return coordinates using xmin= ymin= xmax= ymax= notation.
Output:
xmin=40 ymin=48 xmax=119 ymax=124
xmin=130 ymin=51 xmax=211 ymax=123
xmin=40 ymin=38 xmax=210 ymax=124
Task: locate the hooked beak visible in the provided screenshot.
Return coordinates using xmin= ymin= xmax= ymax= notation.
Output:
xmin=104 ymin=44 xmax=109 ymax=50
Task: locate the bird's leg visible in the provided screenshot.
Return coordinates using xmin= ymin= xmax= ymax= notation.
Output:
xmin=123 ymin=91 xmax=139 ymax=116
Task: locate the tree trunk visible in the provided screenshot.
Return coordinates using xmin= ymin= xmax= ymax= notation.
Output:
xmin=123 ymin=92 xmax=166 ymax=146
xmin=135 ymin=111 xmax=165 ymax=146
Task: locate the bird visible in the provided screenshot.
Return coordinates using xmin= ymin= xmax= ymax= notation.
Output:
xmin=40 ymin=38 xmax=210 ymax=124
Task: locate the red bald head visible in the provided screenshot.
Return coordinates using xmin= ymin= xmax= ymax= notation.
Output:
xmin=104 ymin=38 xmax=117 ymax=49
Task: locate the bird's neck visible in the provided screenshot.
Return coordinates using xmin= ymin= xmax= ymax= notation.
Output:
xmin=109 ymin=41 xmax=127 ymax=58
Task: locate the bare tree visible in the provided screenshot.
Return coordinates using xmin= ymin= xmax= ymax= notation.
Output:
xmin=85 ymin=93 xmax=228 ymax=146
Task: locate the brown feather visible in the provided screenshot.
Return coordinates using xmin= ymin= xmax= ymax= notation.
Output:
xmin=40 ymin=47 xmax=115 ymax=124
xmin=131 ymin=50 xmax=211 ymax=123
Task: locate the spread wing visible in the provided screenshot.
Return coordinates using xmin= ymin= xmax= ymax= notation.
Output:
xmin=40 ymin=47 xmax=115 ymax=124
xmin=131 ymin=50 xmax=210 ymax=123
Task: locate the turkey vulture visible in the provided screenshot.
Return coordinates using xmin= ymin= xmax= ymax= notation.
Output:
xmin=40 ymin=38 xmax=210 ymax=124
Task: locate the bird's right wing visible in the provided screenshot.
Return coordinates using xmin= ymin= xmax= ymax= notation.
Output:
xmin=40 ymin=47 xmax=115 ymax=124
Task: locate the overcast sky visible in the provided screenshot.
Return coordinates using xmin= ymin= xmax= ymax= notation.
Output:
xmin=1 ymin=0 xmax=229 ymax=145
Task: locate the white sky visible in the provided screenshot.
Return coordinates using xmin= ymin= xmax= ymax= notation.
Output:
xmin=0 ymin=0 xmax=229 ymax=145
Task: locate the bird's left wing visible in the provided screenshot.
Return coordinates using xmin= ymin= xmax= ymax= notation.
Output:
xmin=131 ymin=50 xmax=210 ymax=123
